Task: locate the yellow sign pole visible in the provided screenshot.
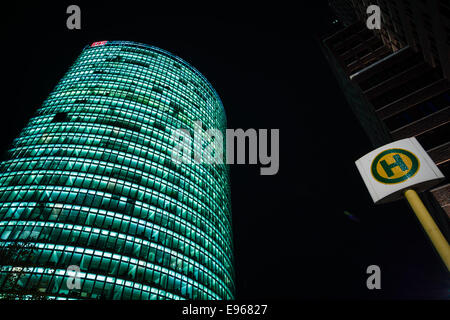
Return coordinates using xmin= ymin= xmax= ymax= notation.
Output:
xmin=404 ymin=189 xmax=450 ymax=271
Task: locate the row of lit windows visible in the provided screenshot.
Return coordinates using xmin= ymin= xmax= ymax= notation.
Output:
xmin=59 ymin=66 xmax=218 ymax=110
xmin=71 ymin=54 xmax=197 ymax=84
xmin=46 ymin=91 xmax=194 ymax=130
xmin=0 ymin=202 xmax=232 ymax=283
xmin=0 ymin=266 xmax=206 ymax=299
xmin=39 ymin=100 xmax=196 ymax=137
xmin=6 ymin=145 xmax=231 ymax=240
xmin=0 ymin=151 xmax=227 ymax=212
xmin=36 ymin=104 xmax=187 ymax=143
xmin=0 ymin=216 xmax=233 ymax=292
xmin=78 ymin=50 xmax=199 ymax=79
xmin=6 ymin=144 xmax=230 ymax=235
xmin=41 ymin=106 xmax=213 ymax=146
xmin=69 ymin=58 xmax=215 ymax=109
xmin=0 ymin=153 xmax=226 ymax=209
xmin=74 ymin=57 xmax=207 ymax=97
xmin=3 ymin=146 xmax=231 ymax=231
xmin=6 ymin=139 xmax=225 ymax=199
xmin=0 ymin=159 xmax=225 ymax=220
xmin=49 ymin=78 xmax=217 ymax=128
xmin=39 ymin=94 xmax=224 ymax=137
xmin=13 ymin=127 xmax=228 ymax=200
xmin=0 ymin=220 xmax=231 ymax=298
xmin=0 ymin=171 xmax=230 ymax=253
xmin=81 ymin=44 xmax=218 ymax=100
xmin=0 ymin=184 xmax=232 ymax=272
xmin=8 ymin=136 xmax=230 ymax=223
xmin=50 ymin=80 xmax=213 ymax=125
xmin=0 ymin=214 xmax=233 ymax=289
xmin=0 ymin=273 xmax=184 ymax=300
xmin=63 ymin=61 xmax=214 ymax=106
xmin=12 ymin=123 xmax=229 ymax=204
xmin=0 ymin=215 xmax=233 ymax=297
xmin=52 ymin=77 xmax=217 ymax=125
xmin=30 ymin=100 xmax=211 ymax=149
xmin=78 ymin=49 xmax=195 ymax=80
xmin=0 ymin=185 xmax=232 ymax=272
xmin=19 ymin=130 xmax=228 ymax=195
xmin=1 ymin=175 xmax=231 ymax=260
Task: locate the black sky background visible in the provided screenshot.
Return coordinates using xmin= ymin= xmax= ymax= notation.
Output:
xmin=0 ymin=1 xmax=448 ymax=300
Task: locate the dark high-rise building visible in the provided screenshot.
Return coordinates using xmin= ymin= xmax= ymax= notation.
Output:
xmin=0 ymin=41 xmax=235 ymax=300
xmin=342 ymin=0 xmax=450 ymax=79
xmin=322 ymin=2 xmax=450 ymax=226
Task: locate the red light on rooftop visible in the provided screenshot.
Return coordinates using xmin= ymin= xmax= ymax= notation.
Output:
xmin=91 ymin=41 xmax=108 ymax=47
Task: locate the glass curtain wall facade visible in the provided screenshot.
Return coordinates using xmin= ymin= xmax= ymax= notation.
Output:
xmin=0 ymin=41 xmax=234 ymax=300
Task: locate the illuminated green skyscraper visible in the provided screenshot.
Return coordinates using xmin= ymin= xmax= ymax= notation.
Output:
xmin=0 ymin=41 xmax=234 ymax=300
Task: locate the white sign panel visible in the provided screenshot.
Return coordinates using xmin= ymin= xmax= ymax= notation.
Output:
xmin=355 ymin=137 xmax=445 ymax=204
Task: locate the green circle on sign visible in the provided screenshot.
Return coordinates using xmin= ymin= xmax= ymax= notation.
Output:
xmin=371 ymin=148 xmax=420 ymax=184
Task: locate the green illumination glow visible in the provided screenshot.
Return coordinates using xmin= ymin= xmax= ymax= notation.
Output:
xmin=0 ymin=41 xmax=234 ymax=300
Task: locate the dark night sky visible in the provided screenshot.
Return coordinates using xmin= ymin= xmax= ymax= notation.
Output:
xmin=0 ymin=1 xmax=448 ymax=300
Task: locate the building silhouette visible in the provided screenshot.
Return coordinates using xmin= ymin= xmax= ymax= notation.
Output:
xmin=322 ymin=1 xmax=449 ymax=229
xmin=0 ymin=41 xmax=235 ymax=299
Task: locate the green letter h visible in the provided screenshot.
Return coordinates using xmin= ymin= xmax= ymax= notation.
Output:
xmin=380 ymin=154 xmax=408 ymax=177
